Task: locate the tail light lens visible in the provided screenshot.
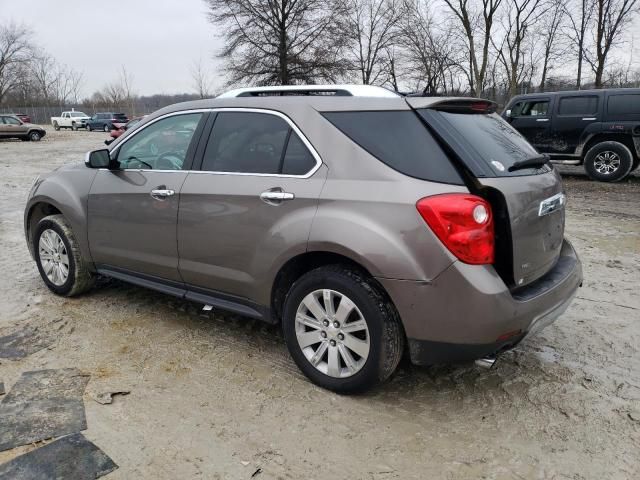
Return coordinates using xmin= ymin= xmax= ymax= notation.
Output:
xmin=416 ymin=194 xmax=494 ymax=265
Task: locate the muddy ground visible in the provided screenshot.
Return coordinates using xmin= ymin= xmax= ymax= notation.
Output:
xmin=1 ymin=128 xmax=639 ymax=479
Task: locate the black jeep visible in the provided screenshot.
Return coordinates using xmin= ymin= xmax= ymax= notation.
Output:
xmin=503 ymin=89 xmax=640 ymax=182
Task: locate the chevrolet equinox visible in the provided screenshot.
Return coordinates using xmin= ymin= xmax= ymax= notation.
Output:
xmin=25 ymin=85 xmax=583 ymax=392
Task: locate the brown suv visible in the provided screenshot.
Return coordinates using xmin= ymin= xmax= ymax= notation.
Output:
xmin=24 ymin=85 xmax=582 ymax=392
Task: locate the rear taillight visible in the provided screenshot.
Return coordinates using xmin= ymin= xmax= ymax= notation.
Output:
xmin=416 ymin=194 xmax=494 ymax=265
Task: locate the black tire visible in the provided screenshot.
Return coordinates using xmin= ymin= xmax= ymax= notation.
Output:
xmin=584 ymin=141 xmax=634 ymax=182
xmin=71 ymin=122 xmax=77 ymax=131
xmin=103 ymin=123 xmax=110 ymax=132
xmin=53 ymin=122 xmax=60 ymax=131
xmin=632 ymin=156 xmax=639 ymax=172
xmin=87 ymin=124 xmax=93 ymax=132
xmin=34 ymin=214 xmax=94 ymax=297
xmin=282 ymin=265 xmax=404 ymax=393
xmin=29 ymin=131 xmax=42 ymax=142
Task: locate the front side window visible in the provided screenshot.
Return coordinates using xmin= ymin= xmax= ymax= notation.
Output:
xmin=201 ymin=112 xmax=316 ymax=175
xmin=558 ymin=96 xmax=598 ymax=115
xmin=3 ymin=116 xmax=21 ymax=125
xmin=116 ymin=113 xmax=203 ymax=170
xmin=512 ymin=100 xmax=549 ymax=117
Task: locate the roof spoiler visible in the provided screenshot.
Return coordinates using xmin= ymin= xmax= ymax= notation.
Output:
xmin=429 ymin=99 xmax=498 ymax=114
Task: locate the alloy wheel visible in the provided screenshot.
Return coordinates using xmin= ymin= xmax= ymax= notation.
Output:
xmin=295 ymin=289 xmax=370 ymax=378
xmin=38 ymin=229 xmax=69 ymax=286
xmin=594 ymin=151 xmax=621 ymax=175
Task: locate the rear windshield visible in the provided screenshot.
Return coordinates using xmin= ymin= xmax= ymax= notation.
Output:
xmin=322 ymin=111 xmax=463 ymax=184
xmin=420 ymin=111 xmax=549 ymax=177
xmin=114 ymin=113 xmax=127 ymax=118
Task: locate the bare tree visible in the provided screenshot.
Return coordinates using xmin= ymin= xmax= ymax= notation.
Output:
xmin=588 ymin=0 xmax=639 ymax=88
xmin=191 ymin=57 xmax=213 ymax=98
xmin=566 ymin=0 xmax=596 ymax=88
xmin=493 ymin=0 xmax=546 ymax=97
xmin=441 ymin=0 xmax=503 ymax=95
xmin=120 ymin=66 xmax=136 ymax=115
xmin=0 ymin=22 xmax=33 ymax=105
xmin=400 ymin=0 xmax=460 ymax=94
xmin=205 ymin=0 xmax=348 ymax=85
xmin=538 ymin=0 xmax=566 ymax=91
xmin=343 ymin=0 xmax=402 ymax=84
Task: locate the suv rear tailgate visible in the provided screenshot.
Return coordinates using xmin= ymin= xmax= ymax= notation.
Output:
xmin=408 ymin=97 xmax=565 ymax=288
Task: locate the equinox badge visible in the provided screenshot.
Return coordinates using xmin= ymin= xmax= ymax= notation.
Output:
xmin=539 ymin=193 xmax=566 ymax=217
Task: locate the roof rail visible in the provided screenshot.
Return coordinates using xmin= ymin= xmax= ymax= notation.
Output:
xmin=217 ymin=84 xmax=400 ymax=98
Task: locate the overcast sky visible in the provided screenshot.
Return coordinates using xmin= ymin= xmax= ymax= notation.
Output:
xmin=0 ymin=0 xmax=224 ymax=96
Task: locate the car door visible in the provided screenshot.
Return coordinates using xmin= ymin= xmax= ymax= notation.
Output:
xmin=550 ymin=94 xmax=601 ymax=154
xmin=506 ymin=98 xmax=552 ymax=151
xmin=1 ymin=115 xmax=28 ymax=137
xmin=178 ymin=110 xmax=327 ymax=303
xmin=0 ymin=116 xmax=8 ymax=137
xmin=88 ymin=111 xmax=208 ymax=281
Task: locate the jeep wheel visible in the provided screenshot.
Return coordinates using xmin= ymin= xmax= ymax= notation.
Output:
xmin=34 ymin=214 xmax=94 ymax=296
xmin=584 ymin=141 xmax=634 ymax=182
xmin=282 ymin=265 xmax=404 ymax=393
xmin=53 ymin=122 xmax=60 ymax=131
xmin=29 ymin=131 xmax=42 ymax=141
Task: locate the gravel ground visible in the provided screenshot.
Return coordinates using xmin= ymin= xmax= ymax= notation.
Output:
xmin=1 ymin=128 xmax=639 ymax=479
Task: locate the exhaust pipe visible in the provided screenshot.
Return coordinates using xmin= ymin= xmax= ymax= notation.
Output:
xmin=475 ymin=356 xmax=497 ymax=369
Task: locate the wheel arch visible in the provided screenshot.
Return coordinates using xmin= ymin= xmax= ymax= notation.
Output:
xmin=270 ymin=251 xmax=392 ymax=324
xmin=580 ymin=133 xmax=639 ymax=161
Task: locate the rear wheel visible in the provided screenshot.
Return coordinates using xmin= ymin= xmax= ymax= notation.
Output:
xmin=103 ymin=124 xmax=110 ymax=132
xmin=34 ymin=214 xmax=94 ymax=296
xmin=29 ymin=131 xmax=42 ymax=141
xmin=282 ymin=265 xmax=404 ymax=393
xmin=584 ymin=141 xmax=634 ymax=182
xmin=53 ymin=122 xmax=60 ymax=131
xmin=71 ymin=122 xmax=77 ymax=131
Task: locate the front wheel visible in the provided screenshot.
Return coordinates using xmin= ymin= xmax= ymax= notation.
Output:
xmin=29 ymin=131 xmax=42 ymax=141
xmin=53 ymin=122 xmax=60 ymax=131
xmin=34 ymin=214 xmax=94 ymax=296
xmin=584 ymin=141 xmax=634 ymax=182
xmin=71 ymin=122 xmax=77 ymax=131
xmin=282 ymin=265 xmax=404 ymax=393
xmin=103 ymin=124 xmax=110 ymax=132
xmin=87 ymin=124 xmax=92 ymax=131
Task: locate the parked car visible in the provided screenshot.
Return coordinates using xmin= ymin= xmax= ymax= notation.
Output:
xmin=86 ymin=113 xmax=129 ymax=132
xmin=50 ymin=111 xmax=91 ymax=131
xmin=108 ymin=116 xmax=146 ymax=141
xmin=25 ymin=85 xmax=582 ymax=393
xmin=0 ymin=114 xmax=46 ymax=141
xmin=14 ymin=113 xmax=31 ymax=123
xmin=503 ymin=88 xmax=640 ymax=182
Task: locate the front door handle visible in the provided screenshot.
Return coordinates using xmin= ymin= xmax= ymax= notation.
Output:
xmin=536 ymin=118 xmax=550 ymax=122
xmin=260 ymin=189 xmax=295 ymax=205
xmin=582 ymin=117 xmax=597 ymax=121
xmin=150 ymin=188 xmax=175 ymax=200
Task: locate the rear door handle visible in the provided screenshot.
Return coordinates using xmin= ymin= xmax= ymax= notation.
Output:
xmin=536 ymin=118 xmax=550 ymax=122
xmin=150 ymin=188 xmax=175 ymax=200
xmin=260 ymin=190 xmax=295 ymax=205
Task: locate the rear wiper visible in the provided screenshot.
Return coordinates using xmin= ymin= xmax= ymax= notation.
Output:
xmin=508 ymin=154 xmax=550 ymax=172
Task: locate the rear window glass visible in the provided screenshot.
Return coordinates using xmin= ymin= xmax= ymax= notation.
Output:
xmin=423 ymin=111 xmax=546 ymax=177
xmin=322 ymin=111 xmax=463 ymax=184
xmin=558 ymin=96 xmax=598 ymax=115
xmin=607 ymin=94 xmax=640 ymax=117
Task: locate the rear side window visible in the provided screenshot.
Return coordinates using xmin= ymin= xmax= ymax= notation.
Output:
xmin=607 ymin=94 xmax=640 ymax=118
xmin=201 ymin=112 xmax=317 ymax=175
xmin=558 ymin=96 xmax=598 ymax=115
xmin=322 ymin=111 xmax=463 ymax=184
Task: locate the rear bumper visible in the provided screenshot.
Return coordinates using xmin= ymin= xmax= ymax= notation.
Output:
xmin=378 ymin=239 xmax=582 ymax=365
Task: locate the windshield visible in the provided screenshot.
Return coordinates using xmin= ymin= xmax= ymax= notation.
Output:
xmin=420 ymin=111 xmax=551 ymax=177
xmin=70 ymin=112 xmax=87 ymax=117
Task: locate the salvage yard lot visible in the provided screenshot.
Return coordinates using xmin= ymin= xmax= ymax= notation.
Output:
xmin=1 ymin=128 xmax=639 ymax=479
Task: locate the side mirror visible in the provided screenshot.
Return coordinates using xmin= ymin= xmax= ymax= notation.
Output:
xmin=505 ymin=109 xmax=512 ymax=118
xmin=85 ymin=149 xmax=112 ymax=169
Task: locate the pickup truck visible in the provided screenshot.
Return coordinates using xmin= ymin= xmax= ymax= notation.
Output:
xmin=50 ymin=111 xmax=91 ymax=131
xmin=503 ymin=88 xmax=640 ymax=182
